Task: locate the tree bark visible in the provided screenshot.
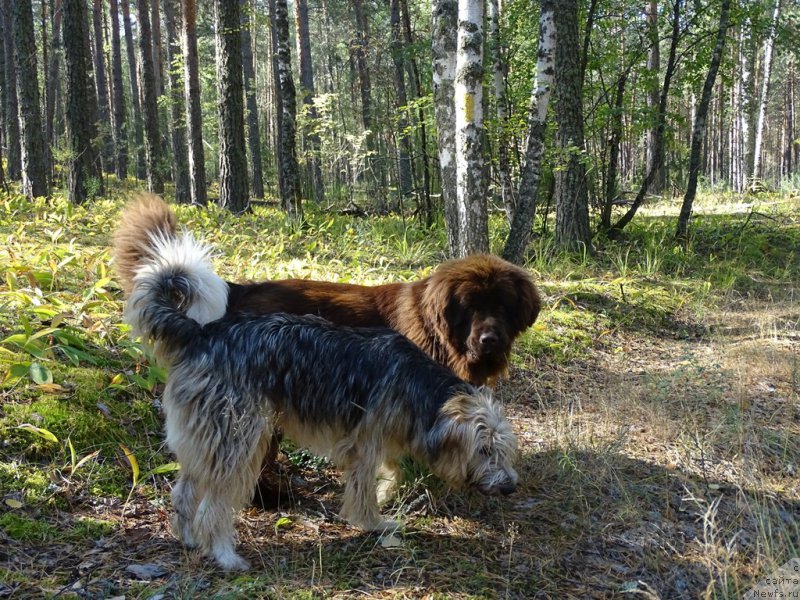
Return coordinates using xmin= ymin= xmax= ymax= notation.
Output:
xmin=91 ymin=0 xmax=114 ymax=173
xmin=122 ymin=0 xmax=146 ymax=179
xmin=645 ymin=0 xmax=664 ymax=193
xmin=600 ymin=69 xmax=627 ymax=230
xmin=433 ymin=0 xmax=458 ymax=256
xmin=752 ymin=0 xmax=781 ymax=186
xmin=488 ymin=0 xmax=513 ymax=222
xmin=136 ymin=0 xmax=164 ymax=193
xmin=240 ymin=0 xmax=264 ymax=198
xmin=294 ymin=0 xmax=324 ymax=203
xmin=1 ymin=0 xmax=21 ymax=180
xmin=107 ymin=0 xmax=127 ymax=179
xmin=108 ymin=0 xmax=126 ymax=179
xmin=12 ymin=0 xmax=49 ymax=198
xmin=400 ymin=0 xmax=431 ymax=224
xmin=63 ymin=0 xmax=102 ymax=203
xmin=272 ymin=0 xmax=302 ymax=219
xmin=454 ymin=0 xmax=488 ymax=256
xmin=215 ymin=0 xmax=249 ymax=212
xmin=676 ymin=0 xmax=730 ymax=241
xmin=502 ymin=0 xmax=555 ymax=265
xmin=150 ymin=0 xmax=164 ymax=97
xmin=163 ymin=0 xmax=189 ymax=203
xmin=390 ymin=0 xmax=413 ymax=207
xmin=181 ymin=0 xmax=206 ymax=205
xmin=351 ymin=0 xmax=378 ymax=204
xmin=44 ymin=0 xmax=63 ymax=182
xmin=553 ymin=0 xmax=591 ymax=252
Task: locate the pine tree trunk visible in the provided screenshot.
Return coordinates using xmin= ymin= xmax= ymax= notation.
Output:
xmin=122 ymin=0 xmax=146 ymax=180
xmin=400 ymin=0 xmax=431 ymax=224
xmin=1 ymin=0 xmax=21 ymax=180
xmin=553 ymin=0 xmax=591 ymax=252
xmin=432 ymin=0 xmax=458 ymax=256
xmin=294 ymin=0 xmax=324 ymax=203
xmin=269 ymin=0 xmax=284 ymax=198
xmin=215 ymin=0 xmax=249 ymax=212
xmin=109 ymin=0 xmax=127 ymax=179
xmin=12 ymin=0 xmax=49 ymax=198
xmin=502 ymin=0 xmax=555 ymax=265
xmin=752 ymin=0 xmax=781 ymax=186
xmin=44 ymin=0 xmax=63 ymax=181
xmin=240 ymin=0 xmax=264 ymax=199
xmin=136 ymin=0 xmax=164 ymax=193
xmin=181 ymin=0 xmax=206 ymax=205
xmin=91 ymin=0 xmax=114 ymax=174
xmin=163 ymin=0 xmax=189 ymax=203
xmin=454 ymin=0 xmax=488 ymax=256
xmin=352 ymin=0 xmax=377 ymax=204
xmin=390 ymin=0 xmax=413 ymax=208
xmin=273 ymin=0 xmax=302 ymax=219
xmin=150 ymin=0 xmax=164 ymax=97
xmin=63 ymin=0 xmax=102 ymax=203
xmin=0 ymin=4 xmax=7 ymax=168
xmin=676 ymin=0 xmax=730 ymax=241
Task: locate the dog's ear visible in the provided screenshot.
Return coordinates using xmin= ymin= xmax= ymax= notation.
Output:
xmin=426 ymin=417 xmax=470 ymax=484
xmin=509 ymin=271 xmax=541 ymax=332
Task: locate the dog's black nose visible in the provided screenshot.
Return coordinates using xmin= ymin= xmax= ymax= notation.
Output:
xmin=479 ymin=331 xmax=499 ymax=347
xmin=498 ymin=481 xmax=516 ymax=496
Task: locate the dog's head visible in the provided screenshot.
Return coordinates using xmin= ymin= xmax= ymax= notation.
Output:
xmin=426 ymin=389 xmax=519 ymax=496
xmin=422 ymin=254 xmax=541 ymax=384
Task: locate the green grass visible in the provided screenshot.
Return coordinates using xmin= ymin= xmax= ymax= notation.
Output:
xmin=1 ymin=186 xmax=798 ymax=598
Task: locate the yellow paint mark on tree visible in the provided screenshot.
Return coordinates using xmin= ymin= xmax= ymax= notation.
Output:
xmin=464 ymin=93 xmax=474 ymax=124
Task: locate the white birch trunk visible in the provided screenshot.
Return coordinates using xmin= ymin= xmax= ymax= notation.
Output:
xmin=752 ymin=0 xmax=781 ymax=185
xmin=454 ymin=0 xmax=488 ymax=257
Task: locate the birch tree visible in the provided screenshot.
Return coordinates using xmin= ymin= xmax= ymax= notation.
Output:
xmin=676 ymin=0 xmax=731 ymax=241
xmin=502 ymin=0 xmax=555 ymax=265
xmin=752 ymin=0 xmax=781 ymax=186
xmin=454 ymin=0 xmax=488 ymax=256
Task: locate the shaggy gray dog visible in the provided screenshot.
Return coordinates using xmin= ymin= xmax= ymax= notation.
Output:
xmin=123 ymin=234 xmax=519 ymax=571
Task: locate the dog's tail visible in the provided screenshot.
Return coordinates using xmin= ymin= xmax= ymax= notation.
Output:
xmin=113 ymin=194 xmax=180 ymax=295
xmin=123 ymin=232 xmax=228 ymax=363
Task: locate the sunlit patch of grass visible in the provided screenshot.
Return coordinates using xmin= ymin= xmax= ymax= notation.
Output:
xmin=0 ymin=513 xmax=59 ymax=543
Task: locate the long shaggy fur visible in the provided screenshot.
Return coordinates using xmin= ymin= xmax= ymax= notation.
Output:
xmin=114 ymin=194 xmax=542 ymax=386
xmin=124 ymin=237 xmax=519 ymax=571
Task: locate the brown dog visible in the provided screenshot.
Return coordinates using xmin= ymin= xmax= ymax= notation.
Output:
xmin=114 ymin=195 xmax=541 ymax=503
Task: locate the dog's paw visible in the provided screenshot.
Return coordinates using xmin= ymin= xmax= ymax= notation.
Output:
xmin=371 ymin=519 xmax=402 ymax=533
xmin=215 ymin=551 xmax=250 ymax=572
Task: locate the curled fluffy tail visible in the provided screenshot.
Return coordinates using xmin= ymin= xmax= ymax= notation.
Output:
xmin=113 ymin=194 xmax=179 ymax=295
xmin=114 ymin=194 xmax=229 ymax=324
xmin=123 ymin=233 xmax=228 ymax=364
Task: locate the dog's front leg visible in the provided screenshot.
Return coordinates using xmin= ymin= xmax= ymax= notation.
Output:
xmin=339 ymin=451 xmax=399 ymax=532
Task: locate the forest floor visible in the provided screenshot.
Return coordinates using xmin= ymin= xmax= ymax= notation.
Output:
xmin=0 ymin=189 xmax=798 ymax=599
